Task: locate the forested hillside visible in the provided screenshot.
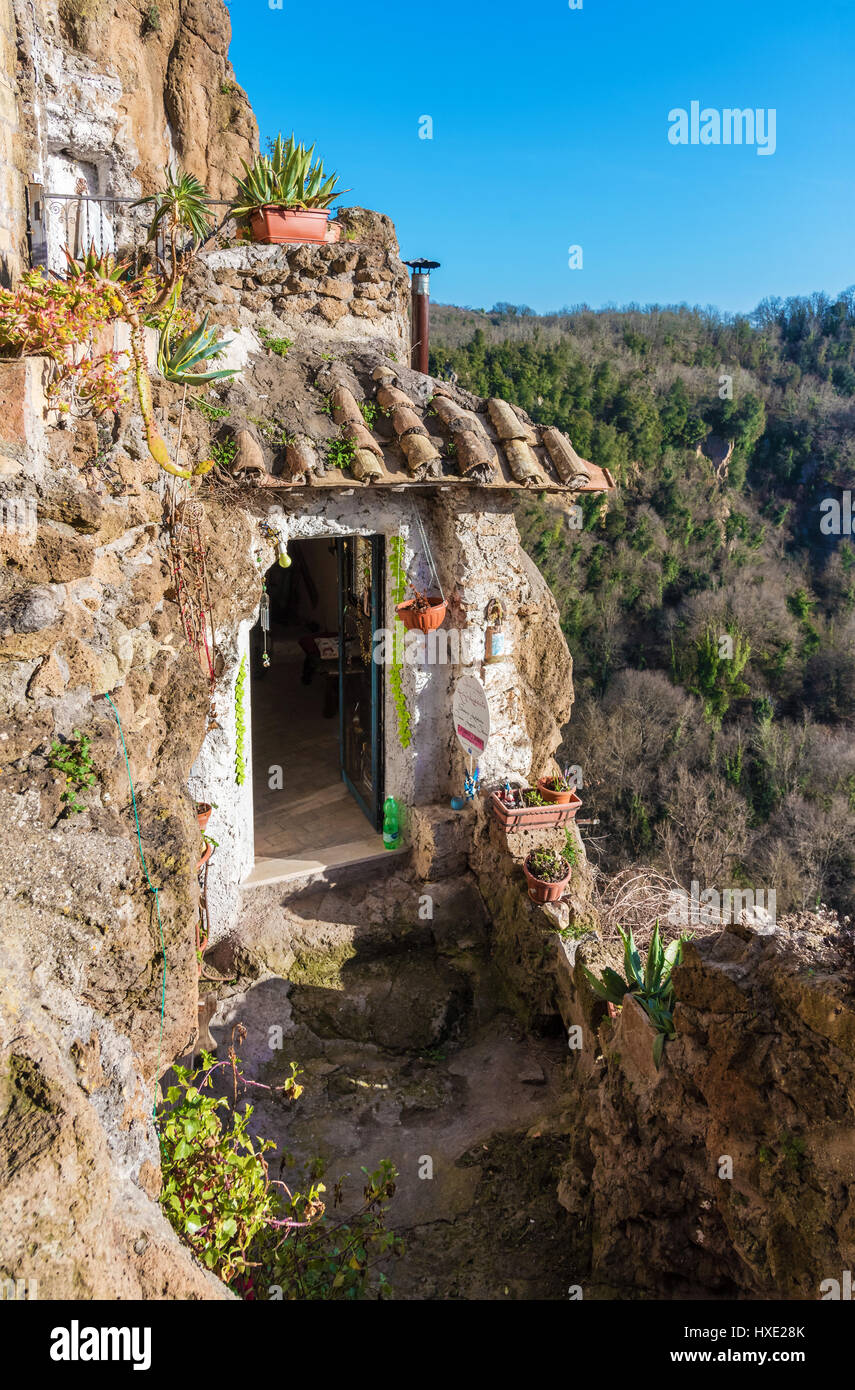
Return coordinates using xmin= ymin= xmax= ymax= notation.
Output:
xmin=431 ymin=296 xmax=855 ymax=915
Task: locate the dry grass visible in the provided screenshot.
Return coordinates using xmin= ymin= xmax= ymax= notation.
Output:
xmin=590 ymin=865 xmax=721 ymax=950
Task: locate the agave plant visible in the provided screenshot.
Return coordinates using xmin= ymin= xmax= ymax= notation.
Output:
xmin=581 ymin=921 xmax=687 ymax=1068
xmin=232 ymin=133 xmax=348 ymax=218
xmin=63 ymin=242 xmax=131 ymax=282
xmin=157 ymin=296 xmax=238 ymax=387
xmin=135 ymin=166 xmax=213 ymax=245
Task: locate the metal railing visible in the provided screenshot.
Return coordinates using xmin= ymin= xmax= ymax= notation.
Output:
xmin=27 ymin=185 xmax=235 ymax=276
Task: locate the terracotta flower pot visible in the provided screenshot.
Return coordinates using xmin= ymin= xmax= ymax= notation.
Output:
xmin=537 ymin=777 xmax=575 ymax=805
xmin=249 ymin=207 xmax=331 ymax=245
xmin=523 ymin=856 xmax=571 ymax=904
xmin=196 ymin=803 xmax=212 ymax=831
xmin=491 ymin=791 xmax=581 ymax=830
xmin=197 ymin=841 xmax=213 ymax=873
xmin=395 ymin=595 xmax=448 ymax=633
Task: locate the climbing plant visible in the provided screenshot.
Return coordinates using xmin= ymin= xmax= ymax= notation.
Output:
xmin=235 ymin=654 xmax=248 ymax=785
xmin=388 ymin=535 xmax=411 ymax=749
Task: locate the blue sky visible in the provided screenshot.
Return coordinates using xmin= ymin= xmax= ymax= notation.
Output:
xmin=226 ymin=0 xmax=854 ymax=316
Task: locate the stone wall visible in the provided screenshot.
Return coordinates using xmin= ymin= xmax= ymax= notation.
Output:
xmin=191 ymin=210 xmax=410 ymax=347
xmin=500 ymin=899 xmax=855 ymax=1299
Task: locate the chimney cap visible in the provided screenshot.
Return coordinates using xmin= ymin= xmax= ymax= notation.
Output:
xmin=404 ymin=258 xmax=440 ymax=272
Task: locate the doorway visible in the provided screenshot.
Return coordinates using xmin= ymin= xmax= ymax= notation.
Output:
xmin=249 ymin=534 xmax=385 ymax=873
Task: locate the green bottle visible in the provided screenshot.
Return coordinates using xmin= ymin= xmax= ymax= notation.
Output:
xmin=382 ymin=796 xmax=400 ymax=851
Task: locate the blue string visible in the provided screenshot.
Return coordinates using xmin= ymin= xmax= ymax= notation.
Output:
xmin=102 ymin=692 xmax=166 ymax=1121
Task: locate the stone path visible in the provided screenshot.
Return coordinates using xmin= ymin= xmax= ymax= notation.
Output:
xmin=207 ymin=868 xmax=582 ymax=1299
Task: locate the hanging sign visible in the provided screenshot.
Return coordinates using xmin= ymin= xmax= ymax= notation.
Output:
xmin=453 ymin=674 xmax=491 ymax=757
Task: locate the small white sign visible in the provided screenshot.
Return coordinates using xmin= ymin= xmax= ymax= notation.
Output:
xmin=453 ymin=674 xmax=491 ymax=757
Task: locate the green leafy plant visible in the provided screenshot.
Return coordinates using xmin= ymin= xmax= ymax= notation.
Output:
xmin=158 ymin=1037 xmax=402 ymax=1298
xmin=521 ymin=788 xmax=546 ymax=806
xmin=562 ymin=828 xmax=580 ymax=866
xmin=541 ymin=765 xmax=576 ymax=793
xmin=581 ymin=922 xmax=687 ymax=1068
xmin=189 ymin=396 xmax=231 ymax=423
xmin=258 ymin=326 xmax=293 ymax=360
xmin=327 ymin=435 xmax=356 ymax=470
xmin=525 ymin=847 xmax=570 ymax=882
xmin=141 ymin=3 xmax=161 ymax=35
xmin=359 ymin=400 xmax=378 ymax=427
xmin=135 ymin=165 xmax=213 ymax=249
xmin=156 ymin=292 xmax=237 ymax=387
xmin=211 ymin=438 xmax=238 ymax=470
xmin=235 ymin=654 xmax=247 ymax=784
xmin=232 ymin=132 xmax=349 ymax=219
xmin=388 ymin=536 xmax=412 ymax=749
xmin=47 ymin=729 xmax=97 ymax=815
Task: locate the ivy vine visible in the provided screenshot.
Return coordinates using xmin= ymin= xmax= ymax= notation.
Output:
xmin=388 ymin=536 xmax=411 ymax=749
xmin=235 ymin=654 xmax=247 ymax=785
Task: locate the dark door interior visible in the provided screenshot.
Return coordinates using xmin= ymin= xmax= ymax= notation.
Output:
xmin=337 ymin=535 xmax=384 ymax=828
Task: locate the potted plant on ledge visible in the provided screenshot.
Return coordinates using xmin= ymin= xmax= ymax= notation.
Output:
xmin=537 ymin=766 xmax=581 ymax=810
xmin=491 ymin=781 xmax=582 ymax=829
xmin=523 ymin=845 xmax=572 ymax=904
xmin=232 ymin=133 xmax=349 ymax=246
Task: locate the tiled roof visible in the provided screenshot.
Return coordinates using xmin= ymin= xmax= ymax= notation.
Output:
xmin=247 ymin=355 xmax=615 ymax=495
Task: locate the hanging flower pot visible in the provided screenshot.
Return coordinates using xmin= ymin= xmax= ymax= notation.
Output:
xmin=196 ymin=802 xmax=213 ymax=831
xmin=197 ymin=841 xmax=213 ymax=873
xmin=396 ymin=591 xmax=448 ymax=633
xmin=523 ymin=847 xmax=571 ymax=904
xmin=249 ymin=207 xmax=331 ymax=245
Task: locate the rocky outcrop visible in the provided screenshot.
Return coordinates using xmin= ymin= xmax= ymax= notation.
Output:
xmin=553 ymin=917 xmax=855 ymax=1298
xmin=0 ymin=351 xmax=257 ymax=1297
xmin=1 ymin=0 xmax=257 ymax=279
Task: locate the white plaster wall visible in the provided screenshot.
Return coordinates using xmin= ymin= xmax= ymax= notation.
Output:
xmin=188 ymin=618 xmax=255 ymax=944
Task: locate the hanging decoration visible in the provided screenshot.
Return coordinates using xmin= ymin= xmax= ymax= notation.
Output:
xmin=484 ymin=597 xmax=507 ymax=664
xmin=260 ymin=583 xmax=271 ymax=669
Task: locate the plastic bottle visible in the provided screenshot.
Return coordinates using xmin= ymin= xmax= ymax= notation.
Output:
xmin=382 ymin=796 xmax=400 ymax=851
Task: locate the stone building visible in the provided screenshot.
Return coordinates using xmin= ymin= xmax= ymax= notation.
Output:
xmin=172 ymin=216 xmax=614 ymax=942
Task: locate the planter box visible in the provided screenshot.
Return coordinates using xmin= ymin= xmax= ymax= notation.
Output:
xmin=249 ymin=207 xmax=331 ymax=245
xmin=490 ymin=789 xmax=581 ymax=830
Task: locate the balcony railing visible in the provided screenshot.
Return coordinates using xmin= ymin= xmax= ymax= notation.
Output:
xmin=26 ymin=184 xmax=235 ymax=276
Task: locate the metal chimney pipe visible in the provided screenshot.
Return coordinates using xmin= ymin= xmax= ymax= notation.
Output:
xmin=404 ymin=259 xmax=440 ymax=375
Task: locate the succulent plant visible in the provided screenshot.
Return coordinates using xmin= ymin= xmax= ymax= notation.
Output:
xmin=231 ymin=133 xmax=349 ymax=218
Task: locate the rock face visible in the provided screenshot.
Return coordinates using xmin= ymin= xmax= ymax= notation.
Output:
xmin=1 ymin=0 xmax=257 ymax=280
xmin=551 ymin=918 xmax=855 ymax=1298
xmin=0 ymin=348 xmax=257 ymax=1294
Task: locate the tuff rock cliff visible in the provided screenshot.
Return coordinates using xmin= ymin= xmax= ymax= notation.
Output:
xmin=0 ymin=0 xmax=852 ymax=1304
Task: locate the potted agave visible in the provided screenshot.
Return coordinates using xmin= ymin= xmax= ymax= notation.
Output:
xmin=523 ymin=846 xmax=572 ymax=904
xmin=232 ymin=133 xmax=349 ymax=246
xmin=395 ymin=584 xmax=448 ymax=633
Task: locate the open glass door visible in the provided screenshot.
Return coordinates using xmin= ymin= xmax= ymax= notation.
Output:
xmin=337 ymin=535 xmax=384 ymax=828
